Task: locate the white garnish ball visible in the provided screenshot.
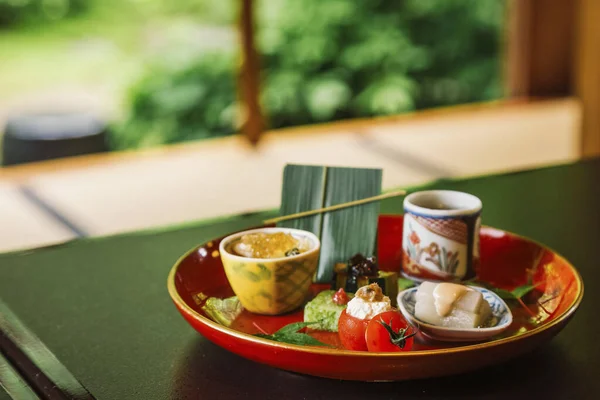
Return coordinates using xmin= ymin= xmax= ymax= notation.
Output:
xmin=346 ymin=296 xmax=392 ymax=320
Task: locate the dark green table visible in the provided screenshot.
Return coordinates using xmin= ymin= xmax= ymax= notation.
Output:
xmin=1 ymin=159 xmax=599 ymax=399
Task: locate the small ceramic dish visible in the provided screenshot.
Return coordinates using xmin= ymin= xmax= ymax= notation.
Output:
xmin=398 ymin=286 xmax=513 ymax=342
xmin=219 ymin=227 xmax=320 ymax=315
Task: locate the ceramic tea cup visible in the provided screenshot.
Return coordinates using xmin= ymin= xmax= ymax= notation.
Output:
xmin=219 ymin=227 xmax=320 ymax=315
xmin=401 ymin=190 xmax=482 ymax=282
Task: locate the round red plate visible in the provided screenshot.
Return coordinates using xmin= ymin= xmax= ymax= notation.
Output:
xmin=167 ymin=215 xmax=583 ymax=381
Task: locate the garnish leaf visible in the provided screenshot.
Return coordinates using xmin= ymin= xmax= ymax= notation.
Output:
xmin=511 ymin=284 xmax=538 ymax=299
xmin=491 ymin=288 xmax=516 ymax=300
xmin=465 ymin=279 xmax=544 ymax=323
xmin=270 ymin=333 xmax=329 ymax=347
xmin=254 ymin=321 xmax=331 ymax=347
xmin=285 ymin=247 xmax=300 ymax=257
xmin=398 ymin=277 xmax=416 ymax=291
xmin=273 ymin=321 xmax=318 ymax=336
xmin=465 ymin=279 xmax=541 ymax=300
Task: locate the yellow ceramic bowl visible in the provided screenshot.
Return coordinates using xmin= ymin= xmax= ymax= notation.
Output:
xmin=219 ymin=227 xmax=320 ymax=315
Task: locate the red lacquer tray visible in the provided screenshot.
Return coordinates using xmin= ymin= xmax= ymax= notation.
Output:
xmin=167 ymin=215 xmax=583 ymax=381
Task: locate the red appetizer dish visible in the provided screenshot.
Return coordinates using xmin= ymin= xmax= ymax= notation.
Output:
xmin=168 ymin=215 xmax=583 ymax=381
xmin=168 ymin=162 xmax=583 ymax=381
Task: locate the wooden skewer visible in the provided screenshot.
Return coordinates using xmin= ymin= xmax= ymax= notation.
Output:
xmin=264 ymin=190 xmax=407 ymax=225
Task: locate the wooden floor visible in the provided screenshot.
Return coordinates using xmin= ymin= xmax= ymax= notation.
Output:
xmin=0 ymin=98 xmax=582 ymax=253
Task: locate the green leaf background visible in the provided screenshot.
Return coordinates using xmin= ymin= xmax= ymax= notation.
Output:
xmin=111 ymin=0 xmax=504 ymax=150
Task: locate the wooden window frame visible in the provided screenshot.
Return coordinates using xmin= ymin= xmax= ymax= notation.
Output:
xmin=506 ymin=0 xmax=599 ymax=157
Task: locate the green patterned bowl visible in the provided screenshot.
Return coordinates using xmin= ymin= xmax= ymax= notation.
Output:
xmin=219 ymin=228 xmax=320 ymax=315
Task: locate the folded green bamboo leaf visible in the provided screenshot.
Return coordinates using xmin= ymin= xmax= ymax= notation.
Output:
xmin=277 ymin=164 xmax=382 ymax=284
xmin=318 ymin=167 xmax=382 ymax=282
xmin=278 ymin=164 xmax=326 ymax=236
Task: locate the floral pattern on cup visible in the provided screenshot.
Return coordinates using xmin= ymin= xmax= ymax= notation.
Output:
xmin=403 ymin=216 xmax=468 ymax=280
xmin=401 ymin=190 xmax=482 ymax=282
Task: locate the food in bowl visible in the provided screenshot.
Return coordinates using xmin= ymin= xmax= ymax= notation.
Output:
xmin=229 ymin=231 xmax=311 ymax=259
xmin=219 ymin=228 xmax=320 ymax=315
xmin=414 ymin=281 xmax=493 ymax=328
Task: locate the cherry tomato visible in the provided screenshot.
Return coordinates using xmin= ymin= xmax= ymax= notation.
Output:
xmin=365 ymin=311 xmax=416 ymax=352
xmin=338 ymin=309 xmax=369 ymax=351
xmin=332 ymin=288 xmax=350 ymax=305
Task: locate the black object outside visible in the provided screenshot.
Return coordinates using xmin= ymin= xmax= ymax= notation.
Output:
xmin=1 ymin=113 xmax=108 ymax=166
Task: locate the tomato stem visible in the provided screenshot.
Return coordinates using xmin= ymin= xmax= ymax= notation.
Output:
xmin=377 ymin=319 xmax=417 ymax=349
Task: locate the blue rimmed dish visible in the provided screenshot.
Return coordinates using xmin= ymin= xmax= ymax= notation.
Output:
xmin=398 ymin=285 xmax=513 ymax=342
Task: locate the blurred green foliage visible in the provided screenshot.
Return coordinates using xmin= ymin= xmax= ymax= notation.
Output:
xmin=0 ymin=0 xmax=233 ymax=29
xmin=111 ymin=0 xmax=505 ymax=150
xmin=113 ymin=53 xmax=239 ymax=149
xmin=0 ymin=0 xmax=88 ymax=28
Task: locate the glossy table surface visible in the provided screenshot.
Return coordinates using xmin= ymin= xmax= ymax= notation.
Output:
xmin=0 ymin=159 xmax=599 ymax=399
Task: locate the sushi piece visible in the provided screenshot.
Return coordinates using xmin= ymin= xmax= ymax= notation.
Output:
xmin=414 ymin=282 xmax=492 ymax=328
xmin=304 ymin=290 xmax=354 ymax=332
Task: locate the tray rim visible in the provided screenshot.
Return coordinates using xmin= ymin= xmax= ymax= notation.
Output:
xmin=167 ymin=222 xmax=584 ymax=358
